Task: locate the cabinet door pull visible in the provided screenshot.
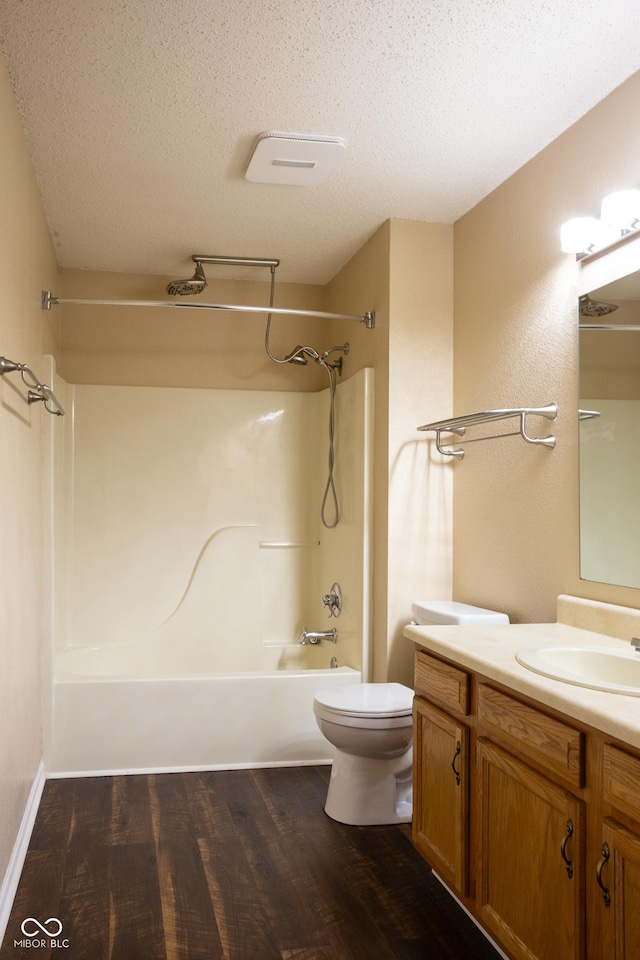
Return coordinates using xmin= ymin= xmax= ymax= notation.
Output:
xmin=451 ymin=740 xmax=461 ymax=786
xmin=560 ymin=819 xmax=574 ymax=878
xmin=596 ymin=842 xmax=611 ymax=907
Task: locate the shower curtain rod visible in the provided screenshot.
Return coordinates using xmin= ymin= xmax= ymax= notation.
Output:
xmin=580 ymin=323 xmax=640 ymax=331
xmin=41 ymin=291 xmax=375 ymax=328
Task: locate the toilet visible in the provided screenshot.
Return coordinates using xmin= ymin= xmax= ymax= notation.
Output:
xmin=313 ymin=599 xmax=509 ymax=826
xmin=314 ymin=682 xmax=414 ymax=826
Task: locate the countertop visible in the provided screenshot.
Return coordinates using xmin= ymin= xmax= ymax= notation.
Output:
xmin=403 ymin=616 xmax=640 ymax=750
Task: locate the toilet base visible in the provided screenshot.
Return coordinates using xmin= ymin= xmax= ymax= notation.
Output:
xmin=323 ymin=745 xmax=413 ymax=826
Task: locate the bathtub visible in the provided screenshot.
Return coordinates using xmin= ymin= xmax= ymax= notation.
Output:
xmin=49 ymin=644 xmax=361 ymax=776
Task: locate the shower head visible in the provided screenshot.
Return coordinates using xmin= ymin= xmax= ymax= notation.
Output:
xmin=284 ymin=345 xmax=321 ymax=365
xmin=579 ymin=294 xmax=619 ymax=318
xmin=166 ymin=260 xmax=208 ymax=296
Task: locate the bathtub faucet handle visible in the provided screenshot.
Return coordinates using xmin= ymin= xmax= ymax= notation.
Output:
xmin=321 ymin=582 xmax=342 ymax=618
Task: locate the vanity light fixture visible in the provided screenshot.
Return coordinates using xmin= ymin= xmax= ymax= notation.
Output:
xmin=560 ymin=188 xmax=640 ymax=255
xmin=600 ymin=188 xmax=640 ymax=232
xmin=560 ymin=217 xmax=612 ymax=255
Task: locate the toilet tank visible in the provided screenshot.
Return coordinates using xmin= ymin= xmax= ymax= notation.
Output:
xmin=411 ymin=599 xmax=509 ymax=626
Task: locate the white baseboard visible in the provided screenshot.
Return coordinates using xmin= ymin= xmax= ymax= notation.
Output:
xmin=46 ymin=757 xmax=333 ymax=779
xmin=0 ymin=760 xmax=46 ymax=947
xmin=432 ymin=871 xmax=510 ymax=960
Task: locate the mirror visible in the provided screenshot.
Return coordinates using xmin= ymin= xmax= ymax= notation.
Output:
xmin=579 ymin=265 xmax=640 ymax=588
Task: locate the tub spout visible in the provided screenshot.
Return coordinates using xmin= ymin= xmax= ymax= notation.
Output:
xmin=298 ymin=627 xmax=338 ymax=645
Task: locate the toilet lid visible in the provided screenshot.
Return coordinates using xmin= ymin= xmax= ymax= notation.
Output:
xmin=314 ymin=682 xmax=413 ymax=718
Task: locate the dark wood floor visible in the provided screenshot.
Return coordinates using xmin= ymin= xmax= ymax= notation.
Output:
xmin=1 ymin=766 xmax=501 ymax=960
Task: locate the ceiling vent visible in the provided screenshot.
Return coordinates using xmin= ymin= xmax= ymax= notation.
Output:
xmin=245 ymin=132 xmax=346 ymax=186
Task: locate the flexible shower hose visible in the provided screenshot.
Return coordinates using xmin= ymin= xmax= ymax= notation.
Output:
xmin=263 ymin=268 xmax=340 ymax=528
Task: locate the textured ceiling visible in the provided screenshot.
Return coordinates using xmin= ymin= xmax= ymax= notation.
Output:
xmin=1 ymin=0 xmax=640 ymax=284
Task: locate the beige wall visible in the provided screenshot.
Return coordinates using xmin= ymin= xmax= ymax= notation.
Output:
xmin=329 ymin=219 xmax=454 ymax=683
xmin=0 ymin=52 xmax=58 ymax=886
xmin=328 ymin=223 xmax=391 ymax=679
xmin=387 ymin=220 xmax=454 ymax=681
xmin=454 ymin=70 xmax=640 ymax=623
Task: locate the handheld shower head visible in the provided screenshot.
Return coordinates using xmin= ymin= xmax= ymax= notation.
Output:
xmin=284 ymin=345 xmax=321 ymax=365
xmin=166 ymin=260 xmax=208 ymax=296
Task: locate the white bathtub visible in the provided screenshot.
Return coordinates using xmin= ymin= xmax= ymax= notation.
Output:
xmin=49 ymin=645 xmax=361 ymax=776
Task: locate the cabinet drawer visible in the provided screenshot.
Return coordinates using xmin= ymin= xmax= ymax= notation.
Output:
xmin=477 ymin=684 xmax=584 ymax=788
xmin=603 ymin=744 xmax=640 ymax=825
xmin=414 ymin=650 xmax=470 ymax=715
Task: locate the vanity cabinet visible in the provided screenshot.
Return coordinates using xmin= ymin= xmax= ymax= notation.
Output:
xmin=599 ymin=820 xmax=640 ymax=959
xmin=413 ymin=648 xmax=591 ymax=960
xmin=598 ymin=744 xmax=640 ymax=959
xmin=413 ymin=698 xmax=469 ymax=895
xmin=475 ymin=683 xmax=586 ymax=959
xmin=412 ymin=650 xmax=471 ymax=896
xmin=476 ymin=739 xmax=585 ymax=960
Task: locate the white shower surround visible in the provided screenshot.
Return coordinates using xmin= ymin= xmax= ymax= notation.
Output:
xmin=43 ymin=360 xmax=373 ymax=774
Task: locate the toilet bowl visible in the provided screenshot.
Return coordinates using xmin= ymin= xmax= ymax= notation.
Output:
xmin=313 ymin=600 xmax=509 ymax=827
xmin=313 ymin=682 xmax=414 ymax=825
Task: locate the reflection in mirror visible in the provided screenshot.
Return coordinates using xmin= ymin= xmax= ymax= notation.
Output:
xmin=579 ymin=267 xmax=640 ymax=588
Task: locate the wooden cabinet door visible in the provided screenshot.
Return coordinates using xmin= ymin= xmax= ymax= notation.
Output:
xmin=599 ymin=820 xmax=640 ymax=960
xmin=477 ymin=739 xmax=585 ymax=960
xmin=412 ymin=697 xmax=469 ymax=896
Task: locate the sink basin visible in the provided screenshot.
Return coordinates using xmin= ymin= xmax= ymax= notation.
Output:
xmin=516 ymin=644 xmax=640 ymax=696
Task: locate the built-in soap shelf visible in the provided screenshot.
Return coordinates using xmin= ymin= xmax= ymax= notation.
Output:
xmin=417 ymin=403 xmax=558 ymax=460
xmin=259 ymin=540 xmax=320 ymax=548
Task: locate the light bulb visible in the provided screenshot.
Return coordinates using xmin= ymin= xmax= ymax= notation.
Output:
xmin=560 ymin=217 xmax=602 ymax=254
xmin=600 ymin=189 xmax=640 ymax=231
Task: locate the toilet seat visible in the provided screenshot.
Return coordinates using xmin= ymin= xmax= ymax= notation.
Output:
xmin=314 ymin=682 xmax=413 ymax=717
xmin=313 ymin=682 xmax=413 ymax=729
